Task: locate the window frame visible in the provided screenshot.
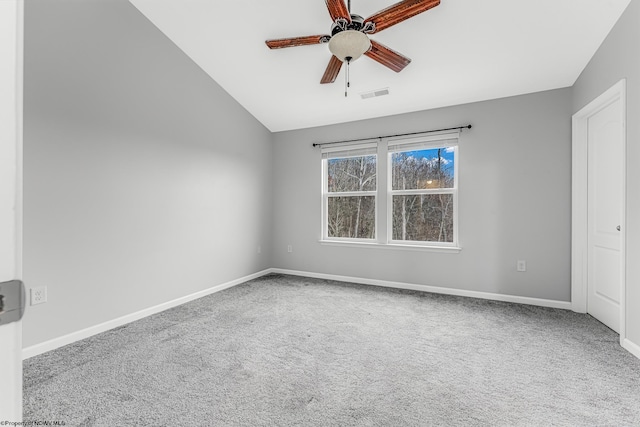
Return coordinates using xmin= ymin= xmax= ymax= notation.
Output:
xmin=386 ymin=137 xmax=459 ymax=248
xmin=321 ymin=145 xmax=378 ymax=242
xmin=320 ymin=132 xmax=460 ymax=251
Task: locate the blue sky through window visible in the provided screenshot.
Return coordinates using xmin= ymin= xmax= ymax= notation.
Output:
xmin=396 ymin=147 xmax=455 ymax=174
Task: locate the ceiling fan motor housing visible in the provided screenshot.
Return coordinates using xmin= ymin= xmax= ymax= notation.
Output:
xmin=331 ymin=14 xmax=366 ymax=35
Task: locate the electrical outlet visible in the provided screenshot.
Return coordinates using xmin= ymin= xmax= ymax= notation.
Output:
xmin=31 ymin=286 xmax=47 ymax=305
xmin=517 ymin=260 xmax=527 ymax=272
xmin=287 ymin=245 xmax=293 ymax=253
xmin=257 ymin=246 xmax=261 ymax=254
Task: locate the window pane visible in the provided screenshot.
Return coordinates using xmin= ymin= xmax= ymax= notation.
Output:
xmin=328 ymin=196 xmax=375 ymax=239
xmin=392 ymin=194 xmax=453 ymax=242
xmin=328 ymin=155 xmax=377 ymax=192
xmin=391 ymin=148 xmax=454 ymax=190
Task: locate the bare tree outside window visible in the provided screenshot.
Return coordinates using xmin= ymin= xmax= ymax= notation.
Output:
xmin=322 ymin=139 xmax=457 ymax=246
xmin=392 ymin=194 xmax=453 ymax=242
xmin=391 ymin=147 xmax=455 ymax=242
xmin=326 ymin=155 xmax=376 ymax=239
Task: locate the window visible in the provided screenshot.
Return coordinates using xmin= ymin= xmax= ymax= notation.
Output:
xmin=321 ymin=132 xmax=459 ymax=249
xmin=389 ymin=139 xmax=457 ymax=245
xmin=322 ymin=144 xmax=377 ymax=240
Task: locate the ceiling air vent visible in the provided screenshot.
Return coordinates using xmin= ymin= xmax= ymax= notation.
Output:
xmin=360 ymin=88 xmax=389 ymax=100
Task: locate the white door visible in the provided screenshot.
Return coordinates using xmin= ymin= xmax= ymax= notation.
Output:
xmin=586 ymin=95 xmax=624 ymax=333
xmin=0 ymin=0 xmax=23 ymax=420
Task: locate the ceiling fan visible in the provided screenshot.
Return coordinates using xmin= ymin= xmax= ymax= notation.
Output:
xmin=265 ymin=0 xmax=440 ymax=85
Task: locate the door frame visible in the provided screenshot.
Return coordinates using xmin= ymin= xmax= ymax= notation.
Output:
xmin=571 ymin=79 xmax=626 ymax=344
xmin=0 ymin=0 xmax=24 ymax=420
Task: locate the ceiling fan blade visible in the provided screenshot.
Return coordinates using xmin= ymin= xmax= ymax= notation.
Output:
xmin=325 ymin=0 xmax=351 ymax=23
xmin=365 ymin=40 xmax=411 ymax=72
xmin=364 ymin=0 xmax=440 ymax=33
xmin=265 ymin=35 xmax=331 ymax=49
xmin=321 ymin=55 xmax=343 ymax=84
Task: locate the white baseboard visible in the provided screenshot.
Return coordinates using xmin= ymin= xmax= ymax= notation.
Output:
xmin=269 ymin=268 xmax=573 ymax=310
xmin=22 ymin=266 xmax=639 ymax=364
xmin=22 ymin=269 xmax=272 ymax=360
xmin=22 ymin=267 xmax=576 ymax=360
xmin=622 ymin=338 xmax=640 ymax=360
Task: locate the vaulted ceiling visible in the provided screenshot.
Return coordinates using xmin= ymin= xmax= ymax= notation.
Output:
xmin=129 ymin=0 xmax=631 ymax=132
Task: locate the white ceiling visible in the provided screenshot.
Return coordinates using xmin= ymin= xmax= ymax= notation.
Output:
xmin=129 ymin=0 xmax=631 ymax=132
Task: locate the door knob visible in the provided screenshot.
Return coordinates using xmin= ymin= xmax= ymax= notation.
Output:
xmin=617 ymin=225 xmax=621 ymax=231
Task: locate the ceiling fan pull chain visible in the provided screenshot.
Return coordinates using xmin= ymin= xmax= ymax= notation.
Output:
xmin=344 ymin=66 xmax=347 ymax=97
xmin=345 ymin=57 xmax=351 ymax=97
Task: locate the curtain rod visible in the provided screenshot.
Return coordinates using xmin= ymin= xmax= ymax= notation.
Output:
xmin=311 ymin=125 xmax=472 ymax=148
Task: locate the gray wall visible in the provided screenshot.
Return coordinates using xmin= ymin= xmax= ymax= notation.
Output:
xmin=23 ymin=0 xmax=273 ymax=347
xmin=272 ymin=88 xmax=572 ymax=301
xmin=22 ymin=0 xmax=636 ymax=352
xmin=573 ymin=0 xmax=640 ymax=346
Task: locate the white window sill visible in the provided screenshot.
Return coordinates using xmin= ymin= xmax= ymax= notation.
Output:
xmin=318 ymin=240 xmax=462 ymax=253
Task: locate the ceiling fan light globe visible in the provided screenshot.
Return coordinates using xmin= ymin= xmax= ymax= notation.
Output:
xmin=328 ymin=30 xmax=371 ymax=62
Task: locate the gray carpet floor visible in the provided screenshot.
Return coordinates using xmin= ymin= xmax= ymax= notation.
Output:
xmin=24 ymin=274 xmax=640 ymax=426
